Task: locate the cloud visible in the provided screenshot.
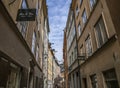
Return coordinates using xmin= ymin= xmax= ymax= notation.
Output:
xmin=47 ymin=0 xmax=71 ymax=61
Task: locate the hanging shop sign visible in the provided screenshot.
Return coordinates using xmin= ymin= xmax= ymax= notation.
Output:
xmin=16 ymin=9 xmax=36 ymax=21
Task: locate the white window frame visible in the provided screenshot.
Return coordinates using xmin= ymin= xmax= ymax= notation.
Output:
xmin=94 ymin=14 xmax=108 ymax=48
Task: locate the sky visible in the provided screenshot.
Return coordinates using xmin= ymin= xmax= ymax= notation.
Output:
xmin=47 ymin=0 xmax=71 ymax=63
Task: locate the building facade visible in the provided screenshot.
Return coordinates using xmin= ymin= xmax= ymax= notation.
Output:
xmin=77 ymin=0 xmax=120 ymax=88
xmin=65 ymin=3 xmax=80 ymax=88
xmin=63 ymin=30 xmax=68 ymax=88
xmin=53 ymin=57 xmax=60 ymax=88
xmin=47 ymin=45 xmax=54 ymax=88
xmin=47 ymin=44 xmax=60 ymax=88
xmin=64 ymin=0 xmax=120 ymax=88
xmin=53 ymin=57 xmax=60 ymax=83
xmin=42 ymin=1 xmax=50 ymax=88
xmin=0 ymin=0 xmax=49 ymax=88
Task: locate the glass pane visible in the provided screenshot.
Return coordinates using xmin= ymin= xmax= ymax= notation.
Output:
xmin=32 ymin=32 xmax=36 ymax=54
xmin=21 ymin=0 xmax=27 ymax=9
xmin=90 ymin=0 xmax=96 ymax=8
xmin=80 ymin=0 xmax=83 ymax=5
xmin=95 ymin=23 xmax=103 ymax=47
xmin=85 ymin=36 xmax=92 ymax=57
xmin=90 ymin=0 xmax=94 ymax=8
xmin=106 ymin=80 xmax=119 ymax=88
xmin=90 ymin=75 xmax=98 ymax=88
xmin=99 ymin=18 xmax=108 ymax=43
xmin=104 ymin=69 xmax=119 ymax=88
xmin=76 ymin=6 xmax=79 ymax=17
xmin=82 ymin=10 xmax=87 ymax=24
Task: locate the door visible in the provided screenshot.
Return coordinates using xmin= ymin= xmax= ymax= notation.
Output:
xmin=6 ymin=63 xmax=21 ymax=88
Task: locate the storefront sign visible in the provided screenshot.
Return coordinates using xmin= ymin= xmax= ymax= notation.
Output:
xmin=16 ymin=9 xmax=36 ymax=21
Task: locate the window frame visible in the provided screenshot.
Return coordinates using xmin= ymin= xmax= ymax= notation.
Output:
xmin=78 ymin=23 xmax=81 ymax=36
xmin=103 ymin=69 xmax=119 ymax=88
xmin=90 ymin=74 xmax=98 ymax=88
xmin=80 ymin=0 xmax=83 ymax=6
xmin=76 ymin=5 xmax=79 ymax=18
xmin=94 ymin=15 xmax=109 ymax=48
xmin=35 ymin=45 xmax=39 ymax=61
xmin=85 ymin=34 xmax=93 ymax=58
xmin=80 ymin=44 xmax=83 ymax=55
xmin=89 ymin=0 xmax=97 ymax=10
xmin=82 ymin=9 xmax=87 ymax=25
xmin=74 ymin=46 xmax=77 ymax=60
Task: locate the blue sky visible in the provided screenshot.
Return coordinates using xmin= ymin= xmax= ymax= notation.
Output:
xmin=47 ymin=0 xmax=71 ymax=63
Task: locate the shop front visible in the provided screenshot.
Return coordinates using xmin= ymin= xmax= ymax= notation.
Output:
xmin=0 ymin=57 xmax=21 ymax=88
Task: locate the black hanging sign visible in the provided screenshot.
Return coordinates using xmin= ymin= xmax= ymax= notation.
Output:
xmin=16 ymin=9 xmax=36 ymax=21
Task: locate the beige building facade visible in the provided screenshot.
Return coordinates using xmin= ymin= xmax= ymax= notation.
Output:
xmin=65 ymin=1 xmax=80 ymax=88
xmin=47 ymin=45 xmax=54 ymax=88
xmin=0 ymin=0 xmax=49 ymax=88
xmin=64 ymin=0 xmax=120 ymax=88
xmin=77 ymin=0 xmax=120 ymax=88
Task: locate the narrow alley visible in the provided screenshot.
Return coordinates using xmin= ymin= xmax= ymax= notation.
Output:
xmin=0 ymin=0 xmax=120 ymax=88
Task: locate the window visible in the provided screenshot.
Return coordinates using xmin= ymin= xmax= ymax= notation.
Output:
xmin=82 ymin=9 xmax=87 ymax=24
xmin=69 ymin=56 xmax=71 ymax=65
xmin=78 ymin=23 xmax=81 ymax=36
xmin=76 ymin=6 xmax=79 ymax=17
xmin=75 ymin=71 xmax=80 ymax=88
xmin=36 ymin=1 xmax=39 ymax=16
xmin=80 ymin=0 xmax=83 ymax=5
xmin=73 ymin=27 xmax=75 ymax=37
xmin=67 ymin=21 xmax=75 ymax=51
xmin=80 ymin=45 xmax=83 ymax=55
xmin=74 ymin=47 xmax=77 ymax=60
xmin=89 ymin=0 xmax=96 ymax=9
xmin=20 ymin=22 xmax=28 ymax=37
xmin=72 ymin=52 xmax=73 ymax=61
xmin=90 ymin=74 xmax=98 ymax=88
xmin=85 ymin=35 xmax=92 ymax=57
xmin=32 ymin=32 xmax=36 ymax=54
xmin=21 ymin=0 xmax=27 ymax=9
xmin=36 ymin=45 xmax=39 ymax=61
xmin=83 ymin=78 xmax=87 ymax=88
xmin=79 ymin=45 xmax=86 ymax=60
xmin=103 ymin=69 xmax=119 ymax=88
xmin=94 ymin=16 xmax=108 ymax=48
